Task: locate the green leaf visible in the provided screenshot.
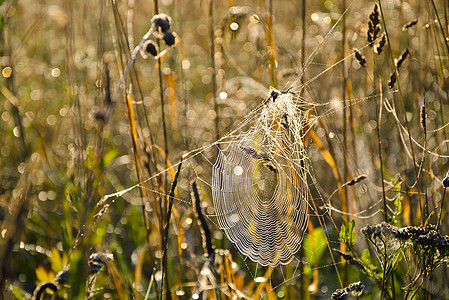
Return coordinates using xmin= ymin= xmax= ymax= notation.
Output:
xmin=70 ymin=249 xmax=87 ymax=299
xmin=339 ymin=220 xmax=355 ymax=247
xmin=394 ymin=196 xmax=402 ymax=214
xmin=339 ymin=222 xmax=346 ymax=242
xmin=0 ymin=15 xmax=4 ymax=31
xmin=348 ymin=220 xmax=355 ymax=245
xmin=361 ymin=249 xmax=377 ymax=273
xmin=11 ymin=285 xmax=26 ymax=300
xmin=361 ymin=249 xmax=371 ymax=265
xmin=102 ymin=149 xmax=120 ymax=167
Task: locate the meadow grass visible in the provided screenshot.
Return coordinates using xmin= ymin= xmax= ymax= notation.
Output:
xmin=1 ymin=0 xmax=449 ymax=299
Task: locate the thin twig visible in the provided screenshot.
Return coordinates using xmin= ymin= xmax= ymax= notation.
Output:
xmin=113 ymin=24 xmax=156 ymax=99
xmin=160 ymin=159 xmax=183 ymax=300
xmin=437 ymin=187 xmax=446 ymax=231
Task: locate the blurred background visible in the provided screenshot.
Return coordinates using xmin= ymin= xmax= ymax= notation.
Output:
xmin=1 ymin=0 xmax=449 ymax=298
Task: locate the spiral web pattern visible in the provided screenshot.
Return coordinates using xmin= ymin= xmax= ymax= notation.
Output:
xmin=212 ymin=88 xmax=311 ymax=266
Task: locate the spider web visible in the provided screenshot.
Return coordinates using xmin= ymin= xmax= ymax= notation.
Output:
xmin=98 ymin=9 xmax=377 ymax=299
xmin=98 ymin=88 xmax=367 ymax=298
xmin=96 ymin=0 xmax=449 ymax=297
xmin=98 ymin=85 xmax=354 ymax=297
xmin=211 ymin=88 xmax=310 ymax=267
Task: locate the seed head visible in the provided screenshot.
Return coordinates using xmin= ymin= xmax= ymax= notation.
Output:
xmin=144 ymin=40 xmax=159 ymax=56
xmin=367 ymin=4 xmax=381 ymax=46
xmin=353 ymin=48 xmax=366 ymax=67
xmin=192 ymin=181 xmax=215 ymax=258
xmin=420 ymin=105 xmax=426 ymax=132
xmin=163 ymin=31 xmax=177 ymax=46
xmin=388 ymin=72 xmax=396 ymax=89
xmin=369 ymin=4 xmax=380 ymax=25
xmin=331 ymin=281 xmax=365 ymax=299
xmin=403 ymin=19 xmax=418 ymax=31
xmin=347 ymin=174 xmax=367 ymax=186
xmin=395 ymin=48 xmax=410 ymax=70
xmin=151 ymin=13 xmax=172 ymax=33
xmin=375 ymin=33 xmax=387 ymax=54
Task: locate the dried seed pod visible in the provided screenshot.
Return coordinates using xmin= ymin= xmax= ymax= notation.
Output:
xmin=192 ymin=181 xmax=215 ymax=258
xmin=373 ymin=24 xmax=381 ymax=40
xmin=367 ymin=4 xmax=381 ymax=45
xmin=151 ymin=13 xmax=172 ymax=32
xmin=394 ymin=228 xmax=412 ymax=240
xmin=403 ymin=19 xmax=418 ymax=30
xmin=353 ymin=48 xmax=366 ymax=67
xmin=144 ymin=40 xmax=159 ymax=56
xmin=420 ymin=105 xmax=426 ymax=132
xmin=347 ymin=174 xmax=367 ymax=186
xmin=395 ymin=48 xmax=410 ymax=70
xmin=367 ymin=21 xmax=374 ymax=44
xmin=140 ymin=40 xmax=159 ymax=59
xmin=369 ymin=4 xmax=380 ymax=26
xmin=331 ymin=281 xmax=365 ymax=299
xmin=388 ymin=72 xmax=396 ymax=89
xmin=163 ymin=31 xmax=176 ymax=46
xmin=375 ymin=33 xmax=387 ymax=54
xmin=361 ymin=224 xmax=375 ymax=237
xmin=367 ymin=34 xmax=373 ymax=44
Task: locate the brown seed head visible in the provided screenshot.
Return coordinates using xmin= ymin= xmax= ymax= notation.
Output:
xmin=353 ymin=48 xmax=366 ymax=67
xmin=144 ymin=40 xmax=159 ymax=56
xmin=375 ymin=33 xmax=387 ymax=54
xmin=420 ymin=105 xmax=426 ymax=132
xmin=388 ymin=72 xmax=396 ymax=89
xmin=403 ymin=19 xmax=418 ymax=31
xmin=151 ymin=13 xmax=172 ymax=32
xmin=163 ymin=31 xmax=177 ymax=46
xmin=396 ymin=48 xmax=410 ymax=70
xmin=367 ymin=4 xmax=381 ymax=46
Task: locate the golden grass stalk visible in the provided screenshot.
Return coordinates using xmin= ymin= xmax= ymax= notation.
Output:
xmin=125 ymin=93 xmax=151 ymax=237
xmin=377 ymin=0 xmax=423 ymax=224
xmin=209 ymin=0 xmax=220 ymax=141
xmin=266 ymin=1 xmax=277 ymax=88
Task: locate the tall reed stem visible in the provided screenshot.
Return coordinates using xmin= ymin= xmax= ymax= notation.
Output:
xmin=298 ymin=1 xmax=307 ymax=297
xmin=153 ymin=0 xmax=170 ymax=195
xmin=209 ymin=0 xmax=220 ymax=141
xmin=373 ymin=57 xmax=387 ymax=221
xmin=160 ymin=160 xmax=182 ymax=300
xmin=377 ymin=0 xmax=423 ymax=224
xmin=152 ymin=1 xmax=171 ymax=298
xmin=267 ymin=0 xmax=277 ymax=87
